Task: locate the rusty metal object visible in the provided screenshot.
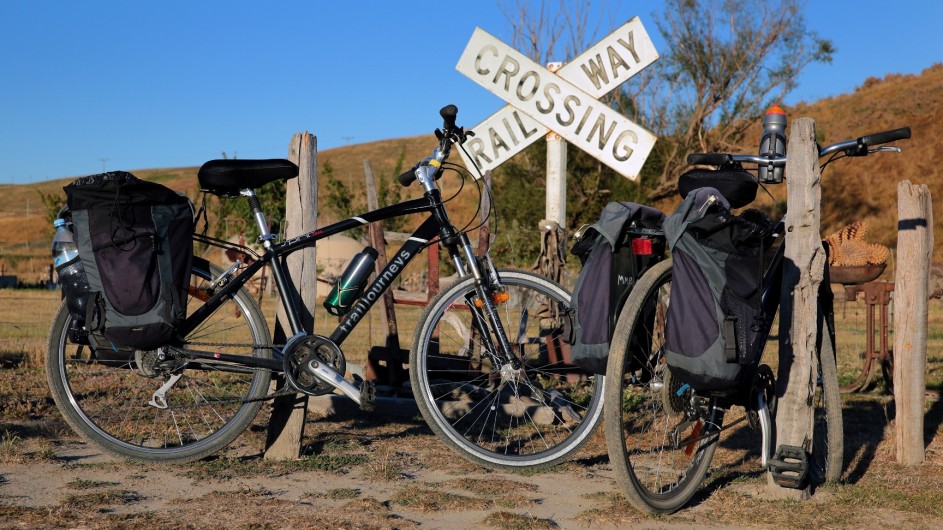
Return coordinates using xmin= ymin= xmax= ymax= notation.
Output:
xmin=841 ymin=281 xmax=894 ymax=393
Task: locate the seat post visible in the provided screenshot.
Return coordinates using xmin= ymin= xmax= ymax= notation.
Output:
xmin=240 ymin=189 xmax=276 ymax=247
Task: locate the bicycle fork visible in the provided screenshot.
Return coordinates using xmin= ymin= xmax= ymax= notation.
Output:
xmin=449 ymin=235 xmax=521 ymax=372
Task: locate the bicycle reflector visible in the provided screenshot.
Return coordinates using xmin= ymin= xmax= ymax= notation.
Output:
xmin=474 ymin=291 xmax=510 ymax=307
xmin=631 ymin=238 xmax=654 ymax=255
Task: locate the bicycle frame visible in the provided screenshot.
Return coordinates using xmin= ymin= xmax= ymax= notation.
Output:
xmin=176 ymin=181 xmax=514 ymax=377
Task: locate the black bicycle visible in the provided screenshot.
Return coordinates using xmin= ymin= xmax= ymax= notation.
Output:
xmin=604 ymin=126 xmax=911 ymax=513
xmin=46 ymin=105 xmax=603 ymax=468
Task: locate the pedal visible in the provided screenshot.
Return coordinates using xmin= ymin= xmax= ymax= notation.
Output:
xmin=768 ymin=444 xmax=808 ymax=489
xmin=359 ymin=380 xmax=376 ymax=412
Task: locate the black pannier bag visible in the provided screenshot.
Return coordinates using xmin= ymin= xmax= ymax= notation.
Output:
xmin=663 ymin=177 xmax=770 ymax=391
xmin=64 ymin=171 xmax=194 ymax=351
xmin=567 ymin=201 xmax=666 ymax=374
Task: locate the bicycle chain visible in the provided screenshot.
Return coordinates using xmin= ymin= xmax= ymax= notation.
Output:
xmin=176 ymin=341 xmax=303 ymax=404
xmin=183 ymin=341 xmax=282 ymax=350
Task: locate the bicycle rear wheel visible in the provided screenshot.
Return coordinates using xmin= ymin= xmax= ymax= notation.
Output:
xmin=46 ymin=257 xmax=272 ymax=462
xmin=604 ymin=259 xmax=723 ymax=514
xmin=410 ymin=269 xmax=603 ymax=470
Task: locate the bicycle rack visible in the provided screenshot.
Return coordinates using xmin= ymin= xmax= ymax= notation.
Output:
xmin=767 ymin=444 xmax=809 ymax=489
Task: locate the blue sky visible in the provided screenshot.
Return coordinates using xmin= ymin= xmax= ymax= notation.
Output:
xmin=1 ymin=1 xmax=940 ymax=185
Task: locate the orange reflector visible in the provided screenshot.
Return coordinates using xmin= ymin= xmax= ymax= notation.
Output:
xmin=631 ymin=238 xmax=653 ymax=255
xmin=474 ymin=291 xmax=510 ymax=307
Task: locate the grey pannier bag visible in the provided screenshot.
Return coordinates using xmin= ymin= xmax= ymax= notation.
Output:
xmin=662 ymin=183 xmax=770 ymax=391
xmin=64 ymin=171 xmax=194 ymax=351
xmin=567 ymin=202 xmax=665 ymax=374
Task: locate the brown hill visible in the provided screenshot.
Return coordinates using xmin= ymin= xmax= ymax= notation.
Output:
xmin=1 ymin=64 xmax=941 ymax=282
xmin=0 ymin=135 xmax=453 ymax=282
xmin=789 ymin=64 xmax=943 ymax=254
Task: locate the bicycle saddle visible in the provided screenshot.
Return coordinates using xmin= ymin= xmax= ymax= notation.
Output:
xmin=198 ymin=159 xmax=299 ymax=197
xmin=677 ymin=168 xmax=758 ymax=209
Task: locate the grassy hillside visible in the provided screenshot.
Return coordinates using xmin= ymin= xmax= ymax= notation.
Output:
xmin=1 ymin=64 xmax=940 ymax=281
xmin=767 ymin=64 xmax=942 ymax=258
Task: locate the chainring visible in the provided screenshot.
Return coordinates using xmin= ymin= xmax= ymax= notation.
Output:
xmin=282 ymin=334 xmax=347 ymax=396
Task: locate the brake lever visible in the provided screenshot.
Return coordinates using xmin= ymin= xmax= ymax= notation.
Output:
xmin=871 ymin=146 xmax=902 ymax=154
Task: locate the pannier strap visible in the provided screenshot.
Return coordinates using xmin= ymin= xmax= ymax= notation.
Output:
xmin=198 ymin=159 xmax=299 ymax=197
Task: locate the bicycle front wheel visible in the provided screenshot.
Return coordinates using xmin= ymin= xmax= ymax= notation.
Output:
xmin=811 ymin=298 xmax=843 ymax=483
xmin=46 ymin=257 xmax=272 ymax=462
xmin=604 ymin=259 xmax=722 ymax=514
xmin=410 ymin=269 xmax=603 ymax=470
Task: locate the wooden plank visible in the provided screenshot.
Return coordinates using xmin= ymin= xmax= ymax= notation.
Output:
xmin=894 ymin=181 xmax=932 ymax=465
xmin=264 ymin=131 xmax=317 ymax=460
xmin=768 ymin=117 xmax=823 ymax=499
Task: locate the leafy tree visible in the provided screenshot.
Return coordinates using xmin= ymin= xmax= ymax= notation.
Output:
xmin=641 ymin=0 xmax=834 ymax=196
xmin=37 ymin=189 xmax=66 ymax=235
xmin=495 ymin=0 xmax=834 ymax=206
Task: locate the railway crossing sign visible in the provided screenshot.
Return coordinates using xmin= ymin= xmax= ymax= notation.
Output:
xmin=456 ymin=17 xmax=659 ymax=180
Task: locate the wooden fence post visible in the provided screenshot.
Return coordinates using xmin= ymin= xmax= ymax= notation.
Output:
xmin=264 ymin=132 xmax=318 ymax=460
xmin=894 ymin=181 xmax=932 ymax=465
xmin=768 ymin=117 xmax=824 ymax=499
xmin=363 ymin=159 xmax=405 ymax=386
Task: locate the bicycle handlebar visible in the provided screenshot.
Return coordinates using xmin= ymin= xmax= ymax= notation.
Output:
xmin=687 ymin=126 xmax=911 ymax=168
xmin=398 ymin=104 xmax=470 ymax=188
xmin=861 ymin=127 xmax=911 ymax=147
xmin=397 ymin=164 xmax=420 ymax=186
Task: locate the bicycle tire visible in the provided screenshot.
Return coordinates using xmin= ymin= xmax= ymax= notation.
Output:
xmin=604 ymin=259 xmax=723 ymax=514
xmin=46 ymin=257 xmax=272 ymax=462
xmin=811 ymin=304 xmax=843 ymax=483
xmin=410 ymin=268 xmax=604 ymax=470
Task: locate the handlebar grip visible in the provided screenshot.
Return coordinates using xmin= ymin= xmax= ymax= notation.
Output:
xmin=397 ymin=165 xmax=418 ymax=187
xmin=440 ymin=104 xmax=458 ymax=130
xmin=861 ymin=127 xmax=911 ymax=147
xmin=687 ymin=153 xmax=732 ymax=166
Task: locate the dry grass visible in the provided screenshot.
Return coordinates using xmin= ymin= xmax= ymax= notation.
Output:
xmin=1 ymin=362 xmax=942 ymax=528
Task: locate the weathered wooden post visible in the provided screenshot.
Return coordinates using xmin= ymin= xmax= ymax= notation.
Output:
xmin=363 ymin=159 xmax=404 ymax=385
xmin=768 ymin=117 xmax=824 ymax=499
xmin=894 ymin=181 xmax=933 ymax=465
xmin=264 ymin=131 xmax=317 ymax=460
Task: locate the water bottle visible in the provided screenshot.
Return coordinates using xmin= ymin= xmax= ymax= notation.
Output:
xmin=52 ymin=218 xmax=91 ymax=321
xmin=323 ymin=247 xmax=379 ymax=316
xmin=758 ymin=104 xmax=787 ymax=183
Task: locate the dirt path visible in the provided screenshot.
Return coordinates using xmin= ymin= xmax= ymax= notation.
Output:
xmin=1 ymin=421 xmax=717 ymax=530
xmin=3 ymin=388 xmax=943 ymax=529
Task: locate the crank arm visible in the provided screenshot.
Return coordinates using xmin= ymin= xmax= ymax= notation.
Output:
xmin=303 ymin=359 xmax=375 ymax=411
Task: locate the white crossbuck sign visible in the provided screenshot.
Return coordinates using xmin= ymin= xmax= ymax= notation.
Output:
xmin=456 ymin=18 xmax=659 ymax=180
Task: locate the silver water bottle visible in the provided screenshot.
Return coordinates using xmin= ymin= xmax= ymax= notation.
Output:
xmin=758 ymin=104 xmax=787 ymax=183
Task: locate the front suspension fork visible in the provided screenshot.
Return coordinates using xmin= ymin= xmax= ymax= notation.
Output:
xmin=450 ymin=233 xmax=520 ymax=371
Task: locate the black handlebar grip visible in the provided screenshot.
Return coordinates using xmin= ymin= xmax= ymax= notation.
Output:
xmin=440 ymin=104 xmax=458 ymax=130
xmin=861 ymin=127 xmax=911 ymax=147
xmin=687 ymin=153 xmax=732 ymax=166
xmin=397 ymin=164 xmax=418 ymax=187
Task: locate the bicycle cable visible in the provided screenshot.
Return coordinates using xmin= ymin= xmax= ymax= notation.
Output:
xmin=457 ymin=139 xmax=501 ymax=257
